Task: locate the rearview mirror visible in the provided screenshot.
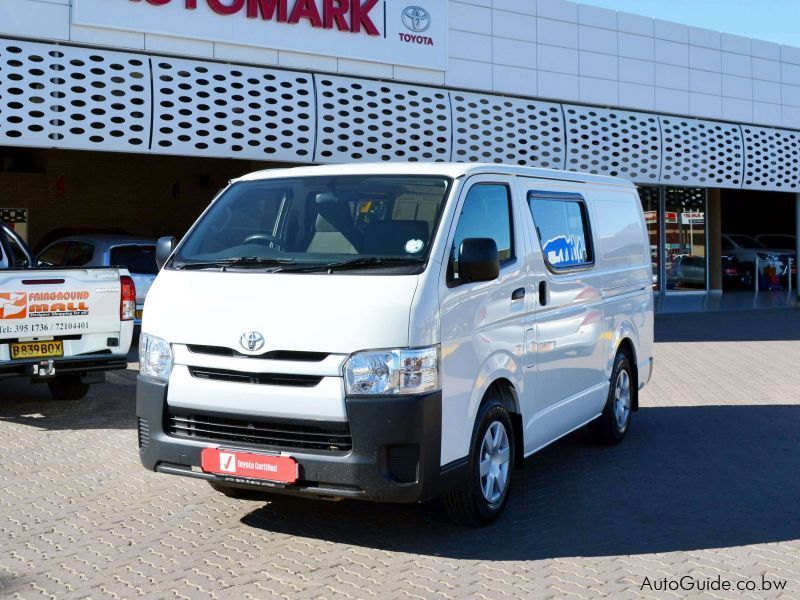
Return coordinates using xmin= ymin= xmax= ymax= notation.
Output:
xmin=458 ymin=238 xmax=500 ymax=283
xmin=155 ymin=236 xmax=177 ymax=270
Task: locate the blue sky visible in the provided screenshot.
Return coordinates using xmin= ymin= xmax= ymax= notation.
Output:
xmin=578 ymin=0 xmax=799 ymax=47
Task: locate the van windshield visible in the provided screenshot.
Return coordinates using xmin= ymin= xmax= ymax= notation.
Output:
xmin=172 ymin=175 xmax=451 ymax=273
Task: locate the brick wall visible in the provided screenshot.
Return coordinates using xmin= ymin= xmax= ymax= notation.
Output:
xmin=0 ymin=148 xmax=282 ymax=249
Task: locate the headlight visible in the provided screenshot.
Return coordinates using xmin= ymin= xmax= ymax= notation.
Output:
xmin=344 ymin=346 xmax=439 ymax=396
xmin=139 ymin=333 xmax=173 ymax=382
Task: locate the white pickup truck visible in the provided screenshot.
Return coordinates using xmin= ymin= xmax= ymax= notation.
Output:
xmin=1 ymin=223 xmax=135 ymax=400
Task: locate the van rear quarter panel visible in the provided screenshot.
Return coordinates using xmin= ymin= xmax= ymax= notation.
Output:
xmin=586 ymin=185 xmax=654 ymax=378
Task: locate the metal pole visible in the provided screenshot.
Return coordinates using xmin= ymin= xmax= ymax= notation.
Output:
xmin=754 ymin=257 xmax=759 ymax=294
xmin=789 ymin=258 xmax=793 ymax=294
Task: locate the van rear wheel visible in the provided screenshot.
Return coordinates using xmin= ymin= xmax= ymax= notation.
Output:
xmin=590 ymin=352 xmax=633 ymax=445
xmin=443 ymin=399 xmax=515 ymax=526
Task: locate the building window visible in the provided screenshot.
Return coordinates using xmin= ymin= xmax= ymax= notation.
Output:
xmin=665 ymin=187 xmax=707 ymax=291
xmin=637 ymin=186 xmax=660 ymax=291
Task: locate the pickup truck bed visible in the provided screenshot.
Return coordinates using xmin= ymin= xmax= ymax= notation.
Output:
xmin=1 ymin=223 xmax=134 ymax=400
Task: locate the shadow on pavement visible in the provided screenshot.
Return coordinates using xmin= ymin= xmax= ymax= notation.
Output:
xmin=241 ymin=404 xmax=800 ymax=559
xmin=656 ymin=307 xmax=800 ymax=342
xmin=0 ymin=329 xmax=139 ymax=430
xmin=0 ymin=369 xmax=137 ymax=430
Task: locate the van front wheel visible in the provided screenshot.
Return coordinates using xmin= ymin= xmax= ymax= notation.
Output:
xmin=444 ymin=400 xmax=515 ymax=526
xmin=591 ymin=352 xmax=633 ymax=444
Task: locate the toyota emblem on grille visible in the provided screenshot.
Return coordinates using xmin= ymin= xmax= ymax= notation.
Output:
xmin=240 ymin=331 xmax=265 ymax=352
xmin=402 ymin=6 xmax=431 ymax=33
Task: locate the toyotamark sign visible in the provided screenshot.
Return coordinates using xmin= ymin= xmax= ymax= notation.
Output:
xmin=128 ymin=0 xmax=381 ymax=35
xmin=73 ymin=0 xmax=447 ymax=70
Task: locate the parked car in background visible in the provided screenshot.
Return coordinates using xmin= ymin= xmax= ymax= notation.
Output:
xmin=721 ymin=234 xmax=788 ymax=282
xmin=667 ymin=254 xmax=706 ymax=289
xmin=37 ymin=235 xmax=158 ymax=325
xmin=1 ymin=223 xmax=134 ymax=400
xmin=755 ymin=234 xmax=796 ymax=255
xmin=721 ymin=254 xmax=753 ymax=289
xmin=33 ymin=227 xmax=131 ymax=254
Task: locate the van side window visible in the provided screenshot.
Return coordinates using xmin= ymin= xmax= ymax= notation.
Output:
xmin=528 ymin=193 xmax=594 ymax=270
xmin=450 ymin=184 xmax=514 ymax=281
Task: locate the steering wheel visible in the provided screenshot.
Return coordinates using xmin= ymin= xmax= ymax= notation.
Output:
xmin=242 ymin=234 xmax=284 ymax=250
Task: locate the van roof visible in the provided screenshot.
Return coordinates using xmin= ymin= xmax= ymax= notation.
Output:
xmin=235 ymin=162 xmax=633 ymax=186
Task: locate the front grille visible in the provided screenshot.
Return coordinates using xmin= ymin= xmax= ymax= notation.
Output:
xmin=187 ymin=345 xmax=329 ymax=362
xmin=188 ymin=366 xmax=323 ymax=387
xmin=168 ymin=411 xmax=352 ymax=453
xmin=137 ymin=417 xmax=150 ymax=449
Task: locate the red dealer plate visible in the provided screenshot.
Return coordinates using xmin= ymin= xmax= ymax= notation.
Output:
xmin=201 ymin=448 xmax=298 ymax=484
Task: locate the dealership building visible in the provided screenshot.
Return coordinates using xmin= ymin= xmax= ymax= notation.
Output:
xmin=1 ymin=0 xmax=799 ymax=311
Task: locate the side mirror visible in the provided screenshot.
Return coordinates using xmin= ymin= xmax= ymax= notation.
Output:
xmin=155 ymin=236 xmax=177 ymax=270
xmin=458 ymin=238 xmax=500 ymax=283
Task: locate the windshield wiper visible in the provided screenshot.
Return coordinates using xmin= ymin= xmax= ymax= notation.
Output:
xmin=173 ymin=257 xmax=297 ymax=271
xmin=173 ymin=256 xmax=424 ymax=273
xmin=292 ymin=257 xmax=424 ymax=273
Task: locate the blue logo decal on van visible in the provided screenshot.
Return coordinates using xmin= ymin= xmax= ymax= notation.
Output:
xmin=543 ymin=234 xmax=586 ymax=267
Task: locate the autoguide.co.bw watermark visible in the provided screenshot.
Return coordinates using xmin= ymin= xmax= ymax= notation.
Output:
xmin=641 ymin=574 xmax=787 ymax=593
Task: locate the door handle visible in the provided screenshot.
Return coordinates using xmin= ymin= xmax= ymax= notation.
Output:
xmin=511 ymin=287 xmax=525 ymax=301
xmin=538 ymin=281 xmax=547 ymax=306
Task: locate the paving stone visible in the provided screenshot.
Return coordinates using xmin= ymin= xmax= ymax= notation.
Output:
xmin=1 ymin=309 xmax=799 ymax=598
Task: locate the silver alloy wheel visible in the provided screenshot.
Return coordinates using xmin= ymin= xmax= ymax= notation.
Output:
xmin=479 ymin=421 xmax=510 ymax=504
xmin=614 ymin=368 xmax=631 ymax=430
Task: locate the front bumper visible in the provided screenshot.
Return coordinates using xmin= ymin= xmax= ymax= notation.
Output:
xmin=137 ymin=377 xmax=465 ymax=503
xmin=0 ymin=353 xmax=128 ymax=380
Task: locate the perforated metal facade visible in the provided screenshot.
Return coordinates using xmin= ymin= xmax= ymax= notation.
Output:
xmin=564 ymin=105 xmax=661 ymax=183
xmin=0 ymin=39 xmax=150 ymax=152
xmin=2 ymin=37 xmax=800 ymax=192
xmin=314 ymin=75 xmax=450 ymax=163
xmin=151 ymin=58 xmax=314 ymax=162
xmin=740 ymin=126 xmax=800 ymax=191
xmin=450 ymin=92 xmax=565 ymax=169
xmin=659 ymin=117 xmax=744 ymax=188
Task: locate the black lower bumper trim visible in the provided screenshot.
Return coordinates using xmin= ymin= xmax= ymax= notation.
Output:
xmin=0 ymin=355 xmax=127 ymax=380
xmin=137 ymin=376 xmax=467 ymax=503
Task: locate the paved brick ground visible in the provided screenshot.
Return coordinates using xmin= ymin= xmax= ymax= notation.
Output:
xmin=2 ymin=308 xmax=800 ymax=599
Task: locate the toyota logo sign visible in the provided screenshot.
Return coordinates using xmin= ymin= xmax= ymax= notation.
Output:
xmin=239 ymin=331 xmax=265 ymax=352
xmin=402 ymin=6 xmax=431 ymax=33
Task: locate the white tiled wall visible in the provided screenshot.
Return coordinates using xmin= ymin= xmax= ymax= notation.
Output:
xmin=1 ymin=0 xmax=799 ymax=128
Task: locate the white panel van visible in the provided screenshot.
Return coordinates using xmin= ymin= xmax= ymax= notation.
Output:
xmin=137 ymin=163 xmax=654 ymax=525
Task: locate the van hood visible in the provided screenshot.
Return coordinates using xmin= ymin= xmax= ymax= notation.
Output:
xmin=142 ymin=270 xmax=420 ymax=354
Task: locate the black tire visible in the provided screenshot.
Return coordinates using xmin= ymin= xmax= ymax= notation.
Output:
xmin=208 ymin=481 xmax=271 ymax=500
xmin=47 ymin=375 xmax=90 ymax=401
xmin=590 ymin=352 xmax=633 ymax=445
xmin=444 ymin=398 xmax=515 ymax=526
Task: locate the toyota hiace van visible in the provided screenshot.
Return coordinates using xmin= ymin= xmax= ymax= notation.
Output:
xmin=137 ymin=163 xmax=654 ymax=525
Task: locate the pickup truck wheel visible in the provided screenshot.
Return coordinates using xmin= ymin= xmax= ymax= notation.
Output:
xmin=208 ymin=481 xmax=270 ymax=500
xmin=590 ymin=352 xmax=633 ymax=445
xmin=443 ymin=399 xmax=514 ymax=526
xmin=47 ymin=375 xmax=90 ymax=401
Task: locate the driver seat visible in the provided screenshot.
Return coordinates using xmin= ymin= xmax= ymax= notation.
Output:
xmin=306 ymin=214 xmax=357 ymax=254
